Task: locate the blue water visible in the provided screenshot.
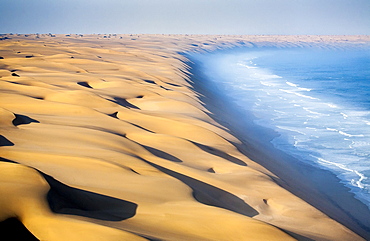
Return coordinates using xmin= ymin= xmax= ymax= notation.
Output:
xmin=191 ymin=46 xmax=370 ymax=209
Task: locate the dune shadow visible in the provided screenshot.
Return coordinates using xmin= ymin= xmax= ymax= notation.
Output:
xmin=165 ymin=82 xmax=181 ymax=87
xmin=143 ymin=80 xmax=156 ymax=84
xmin=108 ymin=111 xmax=119 ymax=118
xmin=41 ymin=174 xmax=138 ymax=221
xmin=160 ymin=86 xmax=172 ymax=91
xmin=113 ymin=97 xmax=140 ymax=109
xmin=192 ymin=142 xmax=247 ymax=166
xmin=77 ymin=81 xmax=93 ymax=89
xmin=12 ymin=114 xmax=40 ymax=126
xmin=142 ymin=145 xmax=182 ymax=163
xmin=0 ymin=218 xmax=39 ymax=241
xmin=145 ymin=160 xmax=258 ymax=217
xmin=0 ymin=157 xmax=17 ymax=163
xmin=125 ymin=122 xmax=155 ymax=133
xmin=282 ymin=229 xmax=316 ymax=241
xmin=0 ymin=135 xmax=14 ymax=146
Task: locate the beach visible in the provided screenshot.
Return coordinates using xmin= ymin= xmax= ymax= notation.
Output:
xmin=0 ymin=34 xmax=369 ymax=240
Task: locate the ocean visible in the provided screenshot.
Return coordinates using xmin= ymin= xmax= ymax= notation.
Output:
xmin=190 ymin=44 xmax=370 ymax=209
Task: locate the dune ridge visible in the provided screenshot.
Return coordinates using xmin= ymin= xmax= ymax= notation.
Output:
xmin=1 ymin=34 xmax=369 ymax=240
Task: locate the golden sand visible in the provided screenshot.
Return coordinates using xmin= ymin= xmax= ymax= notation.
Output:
xmin=1 ymin=34 xmax=369 ymax=240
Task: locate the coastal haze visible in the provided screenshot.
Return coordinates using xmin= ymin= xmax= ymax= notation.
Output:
xmin=1 ymin=0 xmax=370 ymax=35
xmin=1 ymin=0 xmax=370 ymax=241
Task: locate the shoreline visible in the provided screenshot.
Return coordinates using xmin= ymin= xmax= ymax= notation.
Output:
xmin=186 ymin=53 xmax=370 ymax=238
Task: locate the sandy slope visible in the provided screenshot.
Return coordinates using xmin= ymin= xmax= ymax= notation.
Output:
xmin=0 ymin=34 xmax=369 ymax=240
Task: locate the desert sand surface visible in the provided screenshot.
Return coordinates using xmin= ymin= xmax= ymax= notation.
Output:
xmin=0 ymin=34 xmax=369 ymax=240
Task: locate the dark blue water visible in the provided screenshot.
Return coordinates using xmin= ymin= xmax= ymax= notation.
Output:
xmin=191 ymin=46 xmax=370 ymax=209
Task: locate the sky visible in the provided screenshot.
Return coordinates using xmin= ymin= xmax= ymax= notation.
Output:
xmin=0 ymin=0 xmax=369 ymax=35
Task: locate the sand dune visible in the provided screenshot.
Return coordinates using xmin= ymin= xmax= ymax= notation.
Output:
xmin=1 ymin=34 xmax=369 ymax=240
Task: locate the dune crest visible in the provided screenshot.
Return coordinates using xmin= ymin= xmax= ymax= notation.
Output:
xmin=1 ymin=34 xmax=369 ymax=240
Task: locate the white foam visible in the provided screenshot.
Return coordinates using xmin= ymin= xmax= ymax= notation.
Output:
xmin=260 ymin=81 xmax=275 ymax=87
xmin=313 ymin=156 xmax=366 ymax=189
xmin=326 ymin=103 xmax=338 ymax=108
xmin=286 ymin=81 xmax=311 ymax=91
xmin=286 ymin=81 xmax=297 ymax=87
xmin=237 ymin=63 xmax=257 ymax=69
xmin=338 ymin=130 xmax=364 ymax=138
xmin=354 ymin=171 xmax=367 ymax=189
xmin=326 ymin=127 xmax=338 ymax=132
xmin=277 ymin=89 xmax=318 ymax=100
xmin=341 ymin=112 xmax=349 ymax=119
xmin=298 ymin=87 xmax=312 ymax=91
xmin=253 ymin=73 xmax=282 ymax=80
xmin=302 ymin=107 xmax=328 ymax=116
xmin=294 ymin=92 xmax=319 ymax=100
